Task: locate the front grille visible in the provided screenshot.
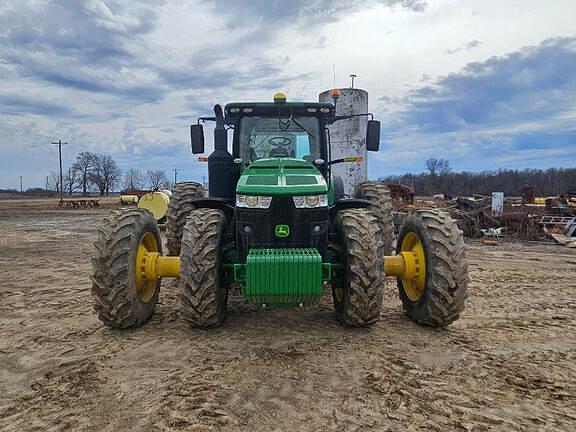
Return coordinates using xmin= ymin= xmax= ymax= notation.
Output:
xmin=235 ymin=196 xmax=328 ymax=260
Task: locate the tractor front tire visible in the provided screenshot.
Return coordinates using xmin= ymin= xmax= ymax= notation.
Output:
xmin=353 ymin=181 xmax=395 ymax=255
xmin=179 ymin=208 xmax=227 ymax=328
xmin=332 ymin=208 xmax=385 ymax=327
xmin=91 ymin=209 xmax=162 ymax=328
xmin=166 ymin=182 xmax=205 ymax=256
xmin=397 ymin=209 xmax=469 ymax=327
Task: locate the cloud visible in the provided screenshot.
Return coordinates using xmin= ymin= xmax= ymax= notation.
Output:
xmin=445 ymin=39 xmax=482 ymax=55
xmin=1 ymin=0 xmax=575 ymax=189
xmin=387 ymin=37 xmax=576 ymax=133
xmin=0 ymin=94 xmax=72 ymax=116
xmin=212 ymin=0 xmax=427 ymax=28
xmin=0 ymin=0 xmax=164 ymax=102
xmin=375 ymin=36 xmax=576 ymax=175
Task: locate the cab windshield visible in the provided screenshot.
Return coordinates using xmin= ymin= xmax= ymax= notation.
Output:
xmin=238 ymin=116 xmax=321 ymax=163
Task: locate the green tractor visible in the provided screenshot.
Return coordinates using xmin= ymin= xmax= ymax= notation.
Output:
xmin=91 ymin=93 xmax=468 ymax=328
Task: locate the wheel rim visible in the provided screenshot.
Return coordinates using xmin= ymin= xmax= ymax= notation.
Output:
xmin=400 ymin=231 xmax=426 ymax=301
xmin=135 ymin=232 xmax=159 ymax=302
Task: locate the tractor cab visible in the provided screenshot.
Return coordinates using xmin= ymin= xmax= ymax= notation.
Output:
xmin=226 ymin=98 xmax=331 ymax=169
xmin=189 ymin=93 xmax=381 ymax=205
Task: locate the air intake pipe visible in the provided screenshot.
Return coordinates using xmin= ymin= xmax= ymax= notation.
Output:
xmin=208 ymin=104 xmax=237 ymax=201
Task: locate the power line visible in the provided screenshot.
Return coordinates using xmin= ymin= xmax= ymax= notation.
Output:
xmin=51 ymin=139 xmax=67 ymax=204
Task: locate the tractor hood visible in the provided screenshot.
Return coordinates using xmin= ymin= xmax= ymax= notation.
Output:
xmin=236 ymin=158 xmax=328 ymax=196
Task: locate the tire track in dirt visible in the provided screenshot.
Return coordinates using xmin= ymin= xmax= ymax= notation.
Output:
xmin=1 ymin=204 xmax=575 ymax=431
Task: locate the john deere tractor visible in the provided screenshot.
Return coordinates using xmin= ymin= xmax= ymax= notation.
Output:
xmin=91 ymin=93 xmax=468 ymax=328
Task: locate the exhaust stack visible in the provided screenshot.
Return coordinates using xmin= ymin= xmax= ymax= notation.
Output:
xmin=207 ymin=104 xmax=237 ymax=201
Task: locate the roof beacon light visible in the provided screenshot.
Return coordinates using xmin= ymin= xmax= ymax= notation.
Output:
xmin=330 ymin=88 xmax=341 ymax=99
xmin=273 ymin=92 xmax=287 ymax=103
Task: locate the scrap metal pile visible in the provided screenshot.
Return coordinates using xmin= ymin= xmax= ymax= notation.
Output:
xmin=388 ymin=183 xmax=576 ymax=245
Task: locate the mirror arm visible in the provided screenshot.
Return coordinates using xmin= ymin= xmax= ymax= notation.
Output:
xmin=327 ymin=112 xmax=374 ymax=124
xmin=328 ymin=157 xmax=363 ymax=166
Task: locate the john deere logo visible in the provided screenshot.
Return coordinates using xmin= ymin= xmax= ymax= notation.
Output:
xmin=275 ymin=224 xmax=290 ymax=237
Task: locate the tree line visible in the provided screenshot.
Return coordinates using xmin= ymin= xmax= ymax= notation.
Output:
xmin=379 ymin=158 xmax=576 ymax=197
xmin=47 ymin=152 xmax=173 ymax=196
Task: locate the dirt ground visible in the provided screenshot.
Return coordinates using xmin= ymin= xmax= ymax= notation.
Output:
xmin=1 ymin=198 xmax=575 ymax=431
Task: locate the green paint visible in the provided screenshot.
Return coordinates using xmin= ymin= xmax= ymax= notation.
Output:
xmin=236 ymin=158 xmax=328 ymax=196
xmin=243 ymin=248 xmax=324 ymax=308
xmin=327 ymin=176 xmax=336 ymax=205
xmin=275 ymin=224 xmax=290 ymax=237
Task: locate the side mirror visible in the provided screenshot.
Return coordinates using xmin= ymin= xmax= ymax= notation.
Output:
xmin=190 ymin=124 xmax=205 ymax=154
xmin=366 ymin=120 xmax=380 ymax=152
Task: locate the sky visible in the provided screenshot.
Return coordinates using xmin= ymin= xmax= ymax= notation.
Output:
xmin=0 ymin=0 xmax=575 ymax=189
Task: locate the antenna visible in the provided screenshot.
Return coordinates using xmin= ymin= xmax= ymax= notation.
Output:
xmin=332 ymin=64 xmax=336 ymax=88
xmin=350 ymin=74 xmax=357 ymax=89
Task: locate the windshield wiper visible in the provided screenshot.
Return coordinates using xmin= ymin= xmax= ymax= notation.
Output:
xmin=291 ymin=117 xmax=315 ymax=138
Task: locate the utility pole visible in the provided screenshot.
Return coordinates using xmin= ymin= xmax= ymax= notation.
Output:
xmin=45 ymin=176 xmax=49 ymax=191
xmin=51 ymin=139 xmax=67 ymax=205
xmin=20 ymin=176 xmax=23 ymax=193
xmin=173 ymin=168 xmax=179 ymax=186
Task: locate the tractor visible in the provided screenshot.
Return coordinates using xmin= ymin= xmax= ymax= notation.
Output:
xmin=91 ymin=92 xmax=468 ymax=328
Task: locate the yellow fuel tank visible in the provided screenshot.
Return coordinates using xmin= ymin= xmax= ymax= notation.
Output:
xmin=138 ymin=191 xmax=170 ymax=221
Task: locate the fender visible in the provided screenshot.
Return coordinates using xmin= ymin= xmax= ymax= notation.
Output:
xmin=191 ymin=198 xmax=235 ymax=225
xmin=328 ymin=198 xmax=372 ymax=220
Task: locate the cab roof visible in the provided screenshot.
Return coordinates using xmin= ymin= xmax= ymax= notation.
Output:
xmin=224 ymin=102 xmax=335 ymax=120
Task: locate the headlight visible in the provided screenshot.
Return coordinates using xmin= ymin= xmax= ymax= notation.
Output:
xmin=236 ymin=194 xmax=272 ymax=209
xmin=306 ymin=195 xmax=319 ymax=207
xmin=293 ymin=194 xmax=328 ymax=208
xmin=246 ymin=195 xmax=259 ymax=207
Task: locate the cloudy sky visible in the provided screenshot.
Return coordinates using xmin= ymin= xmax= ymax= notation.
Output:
xmin=0 ymin=0 xmax=575 ymax=189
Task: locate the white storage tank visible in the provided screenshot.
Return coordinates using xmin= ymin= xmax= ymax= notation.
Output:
xmin=319 ymin=88 xmax=369 ymax=196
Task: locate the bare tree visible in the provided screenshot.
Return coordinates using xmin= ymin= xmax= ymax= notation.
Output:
xmin=425 ymin=158 xmax=452 ymax=192
xmin=425 ymin=158 xmax=439 ymax=176
xmin=438 ymin=159 xmax=452 ymax=176
xmin=72 ymin=152 xmax=97 ymax=196
xmin=47 ymin=171 xmax=60 ymax=192
xmin=425 ymin=158 xmax=451 ymax=176
xmin=91 ymin=154 xmax=122 ymax=196
xmin=146 ymin=170 xmax=169 ymax=190
xmin=123 ymin=168 xmax=145 ymax=191
xmin=63 ymin=166 xmax=80 ymax=196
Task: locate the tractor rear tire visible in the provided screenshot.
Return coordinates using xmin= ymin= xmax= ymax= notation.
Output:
xmin=332 ymin=208 xmax=385 ymax=327
xmin=179 ymin=208 xmax=227 ymax=328
xmin=91 ymin=209 xmax=162 ymax=328
xmin=166 ymin=182 xmax=205 ymax=256
xmin=353 ymin=181 xmax=395 ymax=255
xmin=397 ymin=209 xmax=469 ymax=327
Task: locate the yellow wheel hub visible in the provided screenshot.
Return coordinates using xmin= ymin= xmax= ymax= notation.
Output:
xmin=399 ymin=232 xmax=426 ymax=301
xmin=135 ymin=232 xmax=159 ymax=302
